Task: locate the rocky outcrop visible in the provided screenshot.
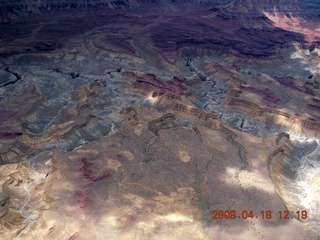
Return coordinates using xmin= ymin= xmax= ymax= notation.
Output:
xmin=228 ymin=97 xmax=320 ymax=137
xmin=228 ymin=98 xmax=261 ymax=116
xmin=171 ymin=103 xmax=219 ymax=127
xmin=268 ymin=132 xmax=320 ymax=232
xmin=204 ymin=62 xmax=247 ymax=87
xmin=131 ymin=74 xmax=188 ymax=95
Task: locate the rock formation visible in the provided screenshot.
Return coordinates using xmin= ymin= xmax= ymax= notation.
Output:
xmin=0 ymin=0 xmax=320 ymax=239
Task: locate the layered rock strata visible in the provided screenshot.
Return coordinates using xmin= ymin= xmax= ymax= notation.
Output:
xmin=0 ymin=1 xmax=320 ymax=239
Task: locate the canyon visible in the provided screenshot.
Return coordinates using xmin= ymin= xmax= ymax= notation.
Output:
xmin=0 ymin=0 xmax=320 ymax=239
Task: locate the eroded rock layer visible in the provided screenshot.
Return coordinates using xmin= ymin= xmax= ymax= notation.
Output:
xmin=0 ymin=0 xmax=320 ymax=239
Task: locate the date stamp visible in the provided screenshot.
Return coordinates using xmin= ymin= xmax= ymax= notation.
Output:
xmin=212 ymin=210 xmax=308 ymax=220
